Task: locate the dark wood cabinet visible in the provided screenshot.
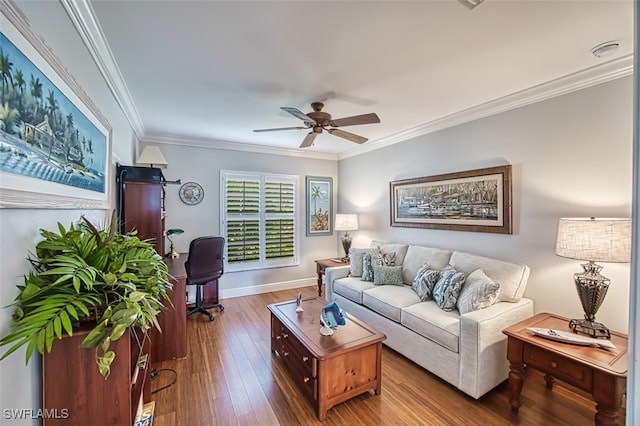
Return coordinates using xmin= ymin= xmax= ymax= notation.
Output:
xmin=122 ymin=181 xmax=165 ymax=256
xmin=151 ymin=253 xmax=188 ymax=363
xmin=42 ymin=326 xmax=150 ymax=425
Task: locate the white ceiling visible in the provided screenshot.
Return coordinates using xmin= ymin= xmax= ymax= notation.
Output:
xmin=73 ymin=0 xmax=634 ymax=158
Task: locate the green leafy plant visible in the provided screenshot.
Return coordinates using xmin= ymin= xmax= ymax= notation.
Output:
xmin=0 ymin=211 xmax=172 ymax=378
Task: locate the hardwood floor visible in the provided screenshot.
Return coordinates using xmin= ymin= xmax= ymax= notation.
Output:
xmin=150 ymin=286 xmax=625 ymax=425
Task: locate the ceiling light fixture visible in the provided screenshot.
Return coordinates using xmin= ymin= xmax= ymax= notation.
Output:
xmin=458 ymin=0 xmax=485 ymax=10
xmin=590 ymin=40 xmax=620 ymax=58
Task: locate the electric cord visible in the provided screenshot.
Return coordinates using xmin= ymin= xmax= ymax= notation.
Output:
xmin=150 ymin=368 xmax=177 ymax=394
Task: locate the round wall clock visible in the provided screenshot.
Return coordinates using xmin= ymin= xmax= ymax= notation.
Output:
xmin=179 ymin=182 xmax=204 ymax=205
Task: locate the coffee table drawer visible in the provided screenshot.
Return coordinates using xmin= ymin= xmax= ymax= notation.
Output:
xmin=524 ymin=345 xmax=593 ymax=390
xmin=282 ymin=331 xmax=317 ymax=377
xmin=282 ymin=347 xmax=318 ymax=401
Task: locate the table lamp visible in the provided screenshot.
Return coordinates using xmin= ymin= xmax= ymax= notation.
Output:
xmin=555 ymin=217 xmax=631 ymax=339
xmin=334 ymin=214 xmax=358 ymax=262
xmin=166 ymin=228 xmax=184 ymax=259
xmin=136 ymin=145 xmax=168 ymax=168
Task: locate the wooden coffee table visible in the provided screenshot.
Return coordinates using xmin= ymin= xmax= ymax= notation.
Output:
xmin=268 ymin=298 xmax=386 ymax=420
xmin=503 ymin=313 xmax=627 ymax=426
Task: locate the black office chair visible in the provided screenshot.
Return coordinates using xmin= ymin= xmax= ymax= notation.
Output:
xmin=185 ymin=236 xmax=225 ymax=321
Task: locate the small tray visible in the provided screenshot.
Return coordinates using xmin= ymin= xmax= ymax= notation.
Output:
xmin=526 ymin=327 xmax=616 ymax=349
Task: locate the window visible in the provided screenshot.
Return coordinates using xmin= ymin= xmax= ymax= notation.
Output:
xmin=221 ymin=171 xmax=298 ymax=271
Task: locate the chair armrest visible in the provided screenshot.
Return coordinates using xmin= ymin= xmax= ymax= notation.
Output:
xmin=324 ymin=265 xmax=351 ymax=301
xmin=458 ymin=298 xmax=534 ymax=398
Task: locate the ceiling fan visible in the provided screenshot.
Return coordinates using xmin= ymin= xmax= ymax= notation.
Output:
xmin=253 ymin=102 xmax=381 ymax=148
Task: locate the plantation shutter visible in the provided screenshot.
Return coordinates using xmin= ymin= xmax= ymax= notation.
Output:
xmin=222 ymin=172 xmax=298 ymax=271
xmin=265 ymin=180 xmax=295 ymax=261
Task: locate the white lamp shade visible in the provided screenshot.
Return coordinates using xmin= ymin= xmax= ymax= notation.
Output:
xmin=555 ymin=217 xmax=631 ymax=263
xmin=136 ymin=146 xmax=168 ymax=168
xmin=334 ymin=214 xmax=358 ymax=231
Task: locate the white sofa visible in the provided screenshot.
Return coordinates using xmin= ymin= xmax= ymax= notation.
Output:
xmin=324 ymin=241 xmax=533 ymax=399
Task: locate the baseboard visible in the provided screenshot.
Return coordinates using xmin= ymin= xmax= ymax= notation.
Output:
xmin=219 ymin=277 xmax=316 ymax=299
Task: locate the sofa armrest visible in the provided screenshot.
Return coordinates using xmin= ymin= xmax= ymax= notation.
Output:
xmin=458 ymin=298 xmax=534 ymax=398
xmin=324 ymin=265 xmax=350 ymax=301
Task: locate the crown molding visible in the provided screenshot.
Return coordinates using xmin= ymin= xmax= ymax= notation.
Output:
xmin=142 ymin=133 xmax=339 ymax=161
xmin=63 ymin=0 xmax=631 ymax=162
xmin=338 ymin=54 xmax=633 ymax=160
xmin=61 ymin=0 xmax=145 ymax=138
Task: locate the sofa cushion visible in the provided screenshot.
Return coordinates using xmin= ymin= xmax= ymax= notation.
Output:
xmin=402 ymin=245 xmax=453 ymax=285
xmin=362 ymin=285 xmax=420 ymax=322
xmin=449 ymin=251 xmax=529 ymax=302
xmin=361 ymin=253 xmax=375 ymax=282
xmin=349 ymin=247 xmax=380 ymax=277
xmin=457 ymin=269 xmax=501 ymax=314
xmin=433 ymin=266 xmax=466 ymax=312
xmin=373 ymin=265 xmax=404 ymax=285
xmin=411 ymin=263 xmax=441 ymax=301
xmin=401 ymin=301 xmax=460 ymax=352
xmin=333 ymin=277 xmax=375 ymax=304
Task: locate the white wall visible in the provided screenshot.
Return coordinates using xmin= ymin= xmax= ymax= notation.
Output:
xmin=338 ymin=76 xmax=633 ymax=334
xmin=140 ymin=140 xmax=339 ymax=297
xmin=0 ymin=1 xmax=137 ymax=423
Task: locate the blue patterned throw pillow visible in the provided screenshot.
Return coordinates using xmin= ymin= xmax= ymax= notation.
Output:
xmin=373 ymin=265 xmax=404 ymax=286
xmin=377 ymin=251 xmax=396 ymax=266
xmin=349 ymin=247 xmax=380 ymax=277
xmin=411 ymin=263 xmax=441 ymax=301
xmin=433 ymin=265 xmax=466 ymax=311
xmin=361 ymin=253 xmax=375 ymax=282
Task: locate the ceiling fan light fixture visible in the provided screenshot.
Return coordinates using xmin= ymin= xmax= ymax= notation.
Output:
xmin=256 ymin=102 xmax=380 ymax=148
xmin=590 ymin=40 xmax=620 ymax=58
xmin=458 ymin=0 xmax=485 ymax=10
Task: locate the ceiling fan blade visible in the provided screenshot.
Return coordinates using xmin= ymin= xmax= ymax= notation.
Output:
xmin=281 ymin=107 xmax=316 ymax=124
xmin=300 ymin=132 xmax=318 ymax=148
xmin=329 ymin=113 xmax=380 ymax=127
xmin=328 ymin=128 xmax=368 ymax=144
xmin=253 ymin=126 xmax=307 ymax=132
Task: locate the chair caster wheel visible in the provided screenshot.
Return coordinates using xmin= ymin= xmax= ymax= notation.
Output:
xmin=220 ymin=306 xmax=225 ymax=312
xmin=208 ymin=314 xmax=215 ymax=321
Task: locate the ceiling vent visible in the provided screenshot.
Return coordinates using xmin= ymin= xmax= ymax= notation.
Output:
xmin=591 ymin=41 xmax=620 ymax=58
xmin=458 ymin=0 xmax=485 ymax=10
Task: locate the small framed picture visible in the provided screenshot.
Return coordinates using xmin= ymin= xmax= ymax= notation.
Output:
xmin=305 ymin=176 xmax=333 ymax=236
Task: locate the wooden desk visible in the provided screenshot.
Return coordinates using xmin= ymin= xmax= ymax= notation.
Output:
xmin=315 ymin=258 xmax=349 ymax=297
xmin=503 ymin=313 xmax=627 ymax=426
xmin=151 ymin=254 xmax=188 ymax=363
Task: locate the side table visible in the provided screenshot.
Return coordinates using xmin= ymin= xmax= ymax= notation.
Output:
xmin=503 ymin=312 xmax=627 ymax=426
xmin=314 ymin=258 xmax=349 ymax=297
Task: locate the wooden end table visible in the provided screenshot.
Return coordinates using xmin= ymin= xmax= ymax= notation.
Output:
xmin=315 ymin=258 xmax=349 ymax=296
xmin=503 ymin=312 xmax=627 ymax=426
xmin=268 ymin=298 xmax=385 ymax=420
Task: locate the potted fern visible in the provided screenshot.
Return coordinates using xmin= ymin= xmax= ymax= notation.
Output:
xmin=0 ymin=211 xmax=172 ymax=378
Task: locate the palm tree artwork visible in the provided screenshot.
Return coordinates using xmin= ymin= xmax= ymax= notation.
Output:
xmin=0 ymin=29 xmax=107 ymax=194
xmin=309 ymin=182 xmax=330 ymax=232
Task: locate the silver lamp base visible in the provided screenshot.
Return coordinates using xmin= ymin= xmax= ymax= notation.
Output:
xmin=570 ymin=261 xmax=611 ymax=339
xmin=569 ymin=318 xmax=611 ymax=339
xmin=341 ymin=232 xmax=352 ymax=263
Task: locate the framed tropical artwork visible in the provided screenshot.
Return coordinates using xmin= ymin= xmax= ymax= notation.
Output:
xmin=305 ymin=176 xmax=333 ymax=236
xmin=0 ymin=1 xmax=112 ymax=209
xmin=390 ymin=165 xmax=512 ymax=234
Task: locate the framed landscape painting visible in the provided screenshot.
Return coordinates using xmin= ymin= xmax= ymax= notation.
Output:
xmin=390 ymin=165 xmax=512 ymax=234
xmin=0 ymin=1 xmax=112 ymax=209
xmin=305 ymin=176 xmax=332 ymax=236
